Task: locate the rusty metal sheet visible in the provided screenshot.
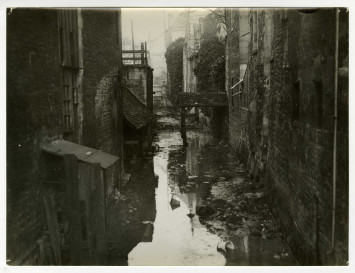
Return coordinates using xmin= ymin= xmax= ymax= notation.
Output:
xmin=41 ymin=139 xmax=118 ymax=169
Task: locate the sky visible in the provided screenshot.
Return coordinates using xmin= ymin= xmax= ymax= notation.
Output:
xmin=121 ymin=8 xmax=185 ymax=77
xmin=122 ymin=8 xmax=184 ymax=53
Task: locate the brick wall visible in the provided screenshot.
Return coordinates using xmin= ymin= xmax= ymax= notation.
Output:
xmin=81 ymin=9 xmax=121 ymax=150
xmin=81 ymin=8 xmax=124 ymax=179
xmin=226 ymin=8 xmax=348 ymax=264
xmin=7 ymin=8 xmax=125 ymax=263
xmin=7 ymin=8 xmax=64 ymax=262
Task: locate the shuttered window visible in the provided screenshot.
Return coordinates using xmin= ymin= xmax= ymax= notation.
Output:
xmin=58 ymin=9 xmax=80 ymax=68
xmin=58 ymin=9 xmax=81 ymax=135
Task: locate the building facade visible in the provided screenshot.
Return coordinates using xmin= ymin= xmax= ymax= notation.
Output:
xmin=225 ymin=8 xmax=348 ymax=265
xmin=7 ymin=8 xmax=124 ymax=264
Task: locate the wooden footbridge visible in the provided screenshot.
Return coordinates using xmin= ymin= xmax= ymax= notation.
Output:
xmin=176 ymin=92 xmax=228 ymax=145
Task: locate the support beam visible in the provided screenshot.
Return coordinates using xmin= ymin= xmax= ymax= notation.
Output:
xmin=89 ymin=163 xmax=107 ymax=264
xmin=64 ymin=154 xmax=81 ymax=265
xmin=177 ymin=92 xmax=227 ymax=107
xmin=180 ymin=107 xmax=187 ymax=146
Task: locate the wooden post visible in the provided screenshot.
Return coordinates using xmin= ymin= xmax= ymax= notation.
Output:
xmin=131 ymin=19 xmax=135 ymax=65
xmin=180 ymin=107 xmax=187 ymax=146
xmin=64 ymin=154 xmax=81 ymax=265
xmin=141 ymin=43 xmax=144 ymax=65
xmin=43 ymin=195 xmax=62 ymax=265
xmin=89 ymin=163 xmax=107 ymax=264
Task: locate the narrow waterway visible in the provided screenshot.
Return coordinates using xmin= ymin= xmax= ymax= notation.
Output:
xmin=107 ymin=113 xmax=297 ymax=266
xmin=128 ymin=128 xmax=226 ymax=265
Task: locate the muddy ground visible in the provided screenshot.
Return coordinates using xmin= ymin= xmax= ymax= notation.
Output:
xmin=106 ymin=108 xmax=298 ymax=265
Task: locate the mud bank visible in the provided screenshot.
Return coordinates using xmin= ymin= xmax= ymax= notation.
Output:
xmin=107 ymin=111 xmax=298 ymax=265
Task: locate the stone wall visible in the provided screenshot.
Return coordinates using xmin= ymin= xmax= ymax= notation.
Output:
xmin=6 ymin=8 xmax=124 ymax=263
xmin=225 ymin=8 xmax=348 ymax=265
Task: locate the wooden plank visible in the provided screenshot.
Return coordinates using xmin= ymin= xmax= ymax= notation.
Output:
xmin=89 ymin=163 xmax=107 ymax=264
xmin=12 ymin=241 xmax=39 ymax=265
xmin=43 ymin=195 xmax=62 ymax=265
xmin=78 ymin=162 xmax=95 ymax=263
xmin=64 ymin=154 xmax=81 ymax=265
xmin=122 ymin=57 xmax=145 ymax=61
xmin=177 ymin=92 xmax=228 ymax=107
xmin=122 ymin=50 xmax=144 ymax=53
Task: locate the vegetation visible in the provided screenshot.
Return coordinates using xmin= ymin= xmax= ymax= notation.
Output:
xmin=165 ymin=37 xmax=184 ymax=102
xmin=194 ymin=12 xmax=225 ymax=94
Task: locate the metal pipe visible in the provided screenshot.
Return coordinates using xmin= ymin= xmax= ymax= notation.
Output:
xmin=330 ymin=7 xmax=339 ymax=254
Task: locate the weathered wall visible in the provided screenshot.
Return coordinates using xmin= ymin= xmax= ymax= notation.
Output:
xmin=7 ymin=8 xmax=124 ymax=263
xmin=226 ymin=9 xmax=250 ymax=163
xmin=7 ymin=8 xmax=63 ymax=262
xmin=122 ymin=65 xmax=154 ymax=112
xmin=81 ymin=9 xmax=122 ymax=150
xmin=81 ymin=8 xmax=124 ymax=181
xmin=225 ymin=8 xmax=348 ymax=265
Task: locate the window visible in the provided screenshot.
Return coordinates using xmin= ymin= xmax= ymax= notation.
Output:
xmin=62 ymin=70 xmax=79 ymax=132
xmin=59 ymin=9 xmax=82 ymax=138
xmin=59 ymin=9 xmax=80 ymax=68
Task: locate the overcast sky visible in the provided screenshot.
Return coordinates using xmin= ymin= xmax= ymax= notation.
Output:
xmin=121 ymin=8 xmax=184 ymax=53
xmin=122 ymin=8 xmax=184 ymax=76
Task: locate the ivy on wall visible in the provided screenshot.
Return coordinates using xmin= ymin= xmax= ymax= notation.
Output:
xmin=195 ymin=13 xmax=225 ymax=94
xmin=165 ymin=37 xmax=184 ymax=102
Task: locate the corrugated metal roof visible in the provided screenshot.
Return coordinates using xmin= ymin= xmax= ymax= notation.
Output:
xmin=123 ymin=86 xmax=154 ymax=130
xmin=41 ymin=139 xmax=118 ymax=169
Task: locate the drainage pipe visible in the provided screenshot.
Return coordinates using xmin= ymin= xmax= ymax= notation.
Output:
xmin=330 ymin=7 xmax=339 ymax=254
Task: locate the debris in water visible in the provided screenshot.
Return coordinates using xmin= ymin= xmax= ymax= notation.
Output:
xmin=217 ymin=241 xmax=234 ymax=252
xmin=187 ymin=213 xmax=195 ymax=218
xmin=188 ymin=175 xmax=198 ymax=181
xmin=170 ymin=197 xmax=180 ymax=210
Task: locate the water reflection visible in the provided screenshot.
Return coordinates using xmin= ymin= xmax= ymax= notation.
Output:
xmin=128 ymin=131 xmax=225 ymax=265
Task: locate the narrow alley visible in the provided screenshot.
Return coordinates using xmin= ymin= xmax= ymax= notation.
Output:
xmin=6 ymin=7 xmax=349 ymax=267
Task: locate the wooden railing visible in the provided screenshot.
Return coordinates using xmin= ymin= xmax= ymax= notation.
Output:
xmin=122 ymin=42 xmax=148 ymax=65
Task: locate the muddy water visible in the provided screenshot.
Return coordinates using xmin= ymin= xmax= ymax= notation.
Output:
xmin=110 ymin=115 xmax=296 ymax=266
xmin=128 ymin=130 xmax=226 ymax=265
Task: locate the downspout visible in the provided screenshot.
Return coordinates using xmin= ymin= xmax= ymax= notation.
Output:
xmin=330 ymin=7 xmax=339 ymax=254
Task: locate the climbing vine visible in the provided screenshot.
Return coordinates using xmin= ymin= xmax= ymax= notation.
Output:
xmin=194 ymin=13 xmax=225 ymax=94
xmin=165 ymin=37 xmax=184 ymax=103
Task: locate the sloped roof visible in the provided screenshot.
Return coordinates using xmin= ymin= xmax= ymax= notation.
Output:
xmin=41 ymin=139 xmax=118 ymax=169
xmin=123 ymin=86 xmax=153 ymax=130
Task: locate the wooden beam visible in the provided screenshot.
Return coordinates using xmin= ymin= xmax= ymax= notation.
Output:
xmin=180 ymin=107 xmax=187 ymax=146
xmin=64 ymin=154 xmax=81 ymax=265
xmin=177 ymin=92 xmax=227 ymax=107
xmin=43 ymin=195 xmax=62 ymax=265
xmin=89 ymin=163 xmax=107 ymax=264
xmin=122 ymin=50 xmax=144 ymax=53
